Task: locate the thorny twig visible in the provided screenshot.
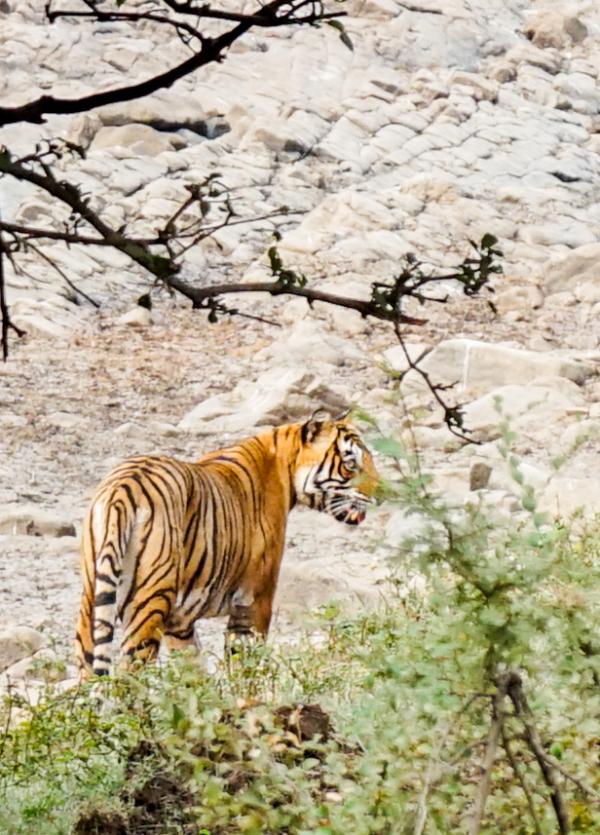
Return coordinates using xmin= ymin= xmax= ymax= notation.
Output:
xmin=24 ymin=241 xmax=100 ymax=309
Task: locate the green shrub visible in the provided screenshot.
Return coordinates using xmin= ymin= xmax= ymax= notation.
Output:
xmin=2 ymin=430 xmax=600 ymax=834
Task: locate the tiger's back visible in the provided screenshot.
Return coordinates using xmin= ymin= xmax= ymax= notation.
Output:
xmin=76 ymin=417 xmax=378 ymax=679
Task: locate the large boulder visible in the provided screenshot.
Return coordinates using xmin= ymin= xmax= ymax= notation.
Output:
xmin=461 ymin=381 xmax=587 ymax=442
xmin=523 ymin=11 xmax=587 ymax=49
xmin=384 ymin=338 xmax=597 ymax=395
xmin=178 ymin=366 xmax=348 ymax=435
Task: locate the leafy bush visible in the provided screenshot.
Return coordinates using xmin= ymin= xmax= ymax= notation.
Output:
xmin=2 ymin=428 xmax=600 ymax=834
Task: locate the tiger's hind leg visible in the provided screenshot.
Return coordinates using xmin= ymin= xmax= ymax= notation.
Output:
xmin=117 ymin=521 xmax=180 ymax=669
xmin=75 ymin=512 xmax=96 ymax=681
xmin=119 ymin=597 xmax=175 ymax=668
xmin=164 ymin=625 xmax=200 ymax=656
xmin=75 ymin=591 xmax=95 ymax=681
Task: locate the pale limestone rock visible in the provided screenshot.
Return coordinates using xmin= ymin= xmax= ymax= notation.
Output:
xmin=557 ymin=418 xmax=600 ymax=453
xmin=488 ymin=61 xmax=517 ymax=84
xmin=281 ymin=298 xmax=310 ymax=326
xmin=489 ymin=460 xmax=551 ymax=494
xmin=382 ymin=342 xmax=432 ymax=373
xmin=0 ymin=648 xmax=64 ymax=685
xmin=91 ymin=124 xmax=186 ymax=156
xmin=540 ymin=477 xmax=600 ymax=519
xmin=523 ymin=12 xmax=568 ymax=49
xmin=0 ymin=626 xmax=44 ymax=673
xmin=543 ymin=244 xmax=600 ymax=294
xmin=95 ymin=94 xmax=223 ymax=133
xmin=65 ymin=113 xmax=103 ymax=150
xmin=117 ymin=307 xmax=153 ymax=328
xmin=554 ymin=72 xmax=600 ymax=111
xmin=0 ymin=414 xmax=27 ymax=428
xmin=178 ymin=367 xmax=348 ymax=435
xmin=256 ymin=319 xmax=365 ymax=367
xmin=113 ymin=422 xmax=148 ymax=438
xmin=384 ymin=508 xmax=447 ymax=552
xmin=519 ymin=223 xmax=596 ymax=250
xmin=461 ymin=383 xmax=587 ymax=442
xmin=388 ymin=339 xmax=595 ymax=394
xmin=450 ymin=71 xmax=498 ymax=102
xmin=563 ymin=17 xmax=588 ymax=44
xmin=9 ymin=298 xmax=81 ymax=336
xmin=494 ymin=284 xmax=544 ymax=316
xmin=325 ymin=305 xmax=368 ymax=338
xmin=528 ymin=335 xmax=555 ymax=352
xmin=0 ymin=504 xmax=76 ymax=537
xmin=148 ymin=421 xmax=180 ymax=437
xmin=401 ymin=425 xmax=467 ymax=453
xmin=9 ymin=313 xmax=69 ymax=339
xmin=46 ymin=411 xmax=83 ymax=429
xmin=575 ymin=282 xmax=600 ymax=305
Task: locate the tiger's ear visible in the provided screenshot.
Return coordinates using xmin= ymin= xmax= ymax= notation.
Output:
xmin=333 ymin=408 xmax=351 ymax=421
xmin=302 ymin=408 xmax=330 ymax=442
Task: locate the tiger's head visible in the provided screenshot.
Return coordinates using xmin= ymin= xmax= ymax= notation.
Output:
xmin=293 ymin=413 xmax=379 ymax=526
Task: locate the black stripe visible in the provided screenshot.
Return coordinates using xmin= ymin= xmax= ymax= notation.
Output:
xmin=95 ymin=590 xmax=116 ymax=606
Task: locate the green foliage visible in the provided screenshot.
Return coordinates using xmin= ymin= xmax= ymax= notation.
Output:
xmin=325 ymin=20 xmax=354 ymax=51
xmin=267 ymin=246 xmax=308 ymax=289
xmin=2 ymin=429 xmax=600 ymax=833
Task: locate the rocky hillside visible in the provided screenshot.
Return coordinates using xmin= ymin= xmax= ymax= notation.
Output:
xmin=2 ymin=0 xmax=600 ymax=690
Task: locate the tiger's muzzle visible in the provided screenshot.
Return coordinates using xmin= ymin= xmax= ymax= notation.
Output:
xmin=325 ymin=490 xmax=374 ymax=526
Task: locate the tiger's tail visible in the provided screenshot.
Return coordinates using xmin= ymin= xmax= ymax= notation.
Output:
xmin=77 ymin=490 xmax=133 ymax=679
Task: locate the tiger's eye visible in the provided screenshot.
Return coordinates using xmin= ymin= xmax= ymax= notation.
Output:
xmin=341 ymin=459 xmax=357 ymax=477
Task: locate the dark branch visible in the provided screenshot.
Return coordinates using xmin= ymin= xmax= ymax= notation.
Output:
xmin=0 ymin=0 xmax=345 ymax=127
xmin=507 ymin=673 xmax=570 ymax=835
xmin=45 ymin=7 xmax=206 ymax=46
xmin=393 ymin=320 xmax=472 ymax=442
xmin=0 ymin=233 xmax=27 ymax=361
xmin=467 ymin=675 xmax=509 ymax=835
xmin=25 ymin=241 xmax=100 ymax=309
xmin=501 ymin=727 xmax=543 ymax=835
xmin=0 ymin=151 xmax=429 ymax=326
xmin=166 ymin=274 xmax=427 ymax=325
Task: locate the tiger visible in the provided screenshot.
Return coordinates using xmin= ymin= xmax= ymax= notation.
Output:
xmin=75 ymin=412 xmax=379 ymax=679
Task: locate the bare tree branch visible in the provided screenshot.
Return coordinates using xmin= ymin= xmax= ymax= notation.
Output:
xmin=467 ymin=675 xmax=509 ymax=835
xmin=0 ymin=232 xmax=27 ymax=361
xmin=24 ymin=241 xmax=100 ymax=309
xmin=0 ymin=0 xmax=345 ymax=127
xmin=507 ymin=673 xmax=570 ymax=835
xmin=501 ymin=727 xmax=543 ymax=835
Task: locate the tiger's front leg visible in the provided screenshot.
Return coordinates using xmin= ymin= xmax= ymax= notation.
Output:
xmin=225 ymin=587 xmax=274 ymax=656
xmin=164 ymin=614 xmax=201 ymax=658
